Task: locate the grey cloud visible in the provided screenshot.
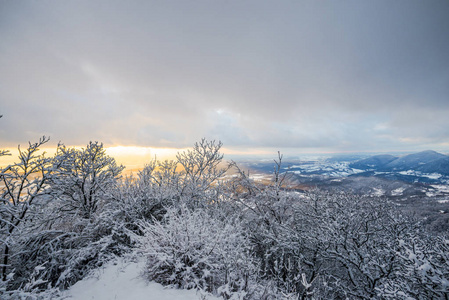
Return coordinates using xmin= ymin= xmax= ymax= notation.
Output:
xmin=1 ymin=0 xmax=448 ymax=152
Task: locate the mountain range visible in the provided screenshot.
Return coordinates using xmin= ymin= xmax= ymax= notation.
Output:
xmin=350 ymin=150 xmax=449 ymax=175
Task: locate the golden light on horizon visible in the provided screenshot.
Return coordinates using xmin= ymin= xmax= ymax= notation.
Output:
xmin=106 ymin=146 xmax=187 ymax=170
xmin=0 ymin=147 xmax=58 ymax=167
xmin=0 ymin=145 xmax=187 ymax=171
xmin=1 ymin=144 xmax=292 ymax=172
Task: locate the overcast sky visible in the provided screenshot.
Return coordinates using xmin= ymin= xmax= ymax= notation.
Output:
xmin=1 ymin=0 xmax=449 ymax=154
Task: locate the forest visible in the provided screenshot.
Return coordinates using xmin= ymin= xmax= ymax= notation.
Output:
xmin=1 ymin=138 xmax=448 ymax=299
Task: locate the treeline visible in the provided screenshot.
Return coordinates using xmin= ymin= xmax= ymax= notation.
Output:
xmin=1 ymin=138 xmax=448 ymax=299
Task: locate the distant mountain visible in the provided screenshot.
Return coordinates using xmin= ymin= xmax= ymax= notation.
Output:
xmin=349 ymin=150 xmax=449 ymax=177
xmin=325 ymin=155 xmax=367 ymax=163
xmin=382 ymin=150 xmax=447 ymax=171
xmin=416 ymin=156 xmax=449 ymax=175
xmin=349 ymin=154 xmax=397 ymax=170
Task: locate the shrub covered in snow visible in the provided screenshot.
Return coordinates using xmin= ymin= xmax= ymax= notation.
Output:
xmin=139 ymin=205 xmax=257 ymax=299
xmin=114 ymin=159 xmax=180 ymax=225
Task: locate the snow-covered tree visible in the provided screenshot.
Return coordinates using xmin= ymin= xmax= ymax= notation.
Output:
xmin=379 ymin=234 xmax=449 ymax=299
xmin=176 ymin=139 xmax=231 ymax=208
xmin=1 ymin=141 xmax=127 ymax=292
xmin=50 ymin=141 xmax=124 ymax=220
xmin=307 ymin=193 xmax=412 ymax=299
xmin=24 ymin=142 xmax=127 ymax=287
xmin=0 ymin=137 xmax=52 ymax=281
xmin=229 ymin=153 xmax=423 ymax=299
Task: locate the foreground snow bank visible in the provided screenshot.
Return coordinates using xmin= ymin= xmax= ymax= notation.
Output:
xmin=62 ymin=257 xmax=220 ymax=300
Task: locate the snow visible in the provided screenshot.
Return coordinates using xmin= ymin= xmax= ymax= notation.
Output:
xmin=331 ymin=178 xmax=343 ymax=182
xmin=62 ymin=257 xmax=220 ymax=300
xmin=290 ymin=160 xmax=365 ymax=178
xmin=399 ymin=170 xmax=416 ymax=176
xmin=374 ymin=172 xmax=388 ymax=175
xmin=372 ymin=188 xmax=385 ymax=196
xmin=352 ymin=168 xmax=364 ymax=174
xmin=391 ymin=187 xmax=405 ymax=196
xmin=427 ymin=185 xmax=449 ymax=197
xmin=399 ymin=170 xmax=443 ymax=180
xmin=249 ymin=173 xmax=269 ymax=181
xmin=431 ymin=185 xmax=449 ymax=193
xmin=286 ymin=165 xmax=302 ymax=169
xmin=423 ymin=173 xmax=442 ymax=179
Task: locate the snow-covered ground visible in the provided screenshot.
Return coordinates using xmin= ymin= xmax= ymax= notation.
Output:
xmin=284 ymin=161 xmax=365 ymax=178
xmin=391 ymin=187 xmax=406 ymax=196
xmin=426 ymin=184 xmax=449 ymax=197
xmin=249 ymin=173 xmax=270 ymax=181
xmin=62 ymin=257 xmax=220 ymax=300
xmin=372 ymin=187 xmax=385 ymax=197
xmin=399 ymin=170 xmax=444 ymax=180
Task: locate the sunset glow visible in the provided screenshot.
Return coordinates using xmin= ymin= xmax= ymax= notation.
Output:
xmin=106 ymin=146 xmax=186 ymax=170
xmin=0 ymin=145 xmax=185 ymax=170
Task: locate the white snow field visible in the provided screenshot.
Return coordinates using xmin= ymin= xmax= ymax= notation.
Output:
xmin=62 ymin=257 xmax=220 ymax=300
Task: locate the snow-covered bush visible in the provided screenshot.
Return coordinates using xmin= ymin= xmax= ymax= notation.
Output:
xmin=9 ymin=204 xmax=128 ymax=291
xmin=139 ymin=204 xmax=257 ymax=299
xmin=114 ymin=139 xmax=230 ymax=227
xmin=115 ymin=159 xmax=180 ymax=225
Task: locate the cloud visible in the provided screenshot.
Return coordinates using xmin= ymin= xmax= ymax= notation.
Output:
xmin=1 ymin=0 xmax=448 ymax=152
